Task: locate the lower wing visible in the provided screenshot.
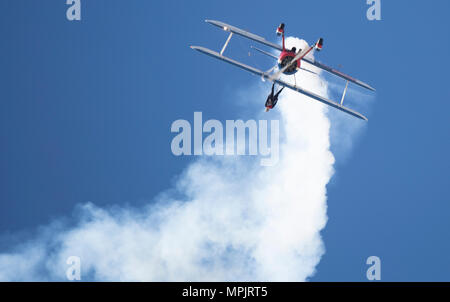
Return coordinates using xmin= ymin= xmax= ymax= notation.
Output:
xmin=191 ymin=46 xmax=368 ymax=121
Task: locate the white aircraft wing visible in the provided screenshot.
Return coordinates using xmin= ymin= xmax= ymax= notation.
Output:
xmin=205 ymin=20 xmax=375 ymax=92
xmin=205 ymin=20 xmax=284 ymax=52
xmin=302 ymin=57 xmax=376 ymax=91
xmin=191 ymin=46 xmax=368 ymax=121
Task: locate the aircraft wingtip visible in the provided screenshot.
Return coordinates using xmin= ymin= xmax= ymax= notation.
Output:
xmin=367 ymin=84 xmax=376 ymax=92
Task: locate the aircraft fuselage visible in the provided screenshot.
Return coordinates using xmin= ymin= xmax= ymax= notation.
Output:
xmin=278 ymin=50 xmax=300 ymax=75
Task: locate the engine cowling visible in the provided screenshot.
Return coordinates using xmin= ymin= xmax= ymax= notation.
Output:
xmin=278 ymin=51 xmax=300 ymax=75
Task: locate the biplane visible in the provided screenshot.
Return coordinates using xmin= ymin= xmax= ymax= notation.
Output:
xmin=190 ymin=20 xmax=375 ymax=121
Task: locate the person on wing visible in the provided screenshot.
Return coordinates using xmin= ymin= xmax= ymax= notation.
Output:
xmin=265 ymin=83 xmax=284 ymax=112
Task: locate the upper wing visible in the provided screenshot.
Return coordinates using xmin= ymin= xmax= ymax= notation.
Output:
xmin=190 ymin=46 xmax=368 ymax=121
xmin=205 ymin=20 xmax=375 ymax=92
xmin=205 ymin=20 xmax=283 ymax=52
xmin=302 ymin=57 xmax=376 ymax=91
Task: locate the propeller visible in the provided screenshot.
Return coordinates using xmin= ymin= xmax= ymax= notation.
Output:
xmin=269 ymin=38 xmax=323 ymax=82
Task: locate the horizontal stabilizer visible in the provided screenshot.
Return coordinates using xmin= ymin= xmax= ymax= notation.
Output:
xmin=302 ymin=57 xmax=376 ymax=91
xmin=250 ymin=46 xmax=278 ymax=60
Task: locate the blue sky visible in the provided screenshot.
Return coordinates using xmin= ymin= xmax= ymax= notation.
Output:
xmin=0 ymin=0 xmax=449 ymax=281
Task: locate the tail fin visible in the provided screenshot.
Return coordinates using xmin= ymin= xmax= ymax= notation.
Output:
xmin=276 ymin=23 xmax=285 ymax=36
xmin=315 ymin=38 xmax=324 ymax=51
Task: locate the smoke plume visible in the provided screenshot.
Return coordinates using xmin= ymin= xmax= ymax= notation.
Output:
xmin=0 ymin=38 xmax=336 ymax=281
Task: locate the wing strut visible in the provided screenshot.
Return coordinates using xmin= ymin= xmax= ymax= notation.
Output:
xmin=221 ymin=32 xmax=233 ymax=55
xmin=340 ymin=81 xmax=349 ymax=105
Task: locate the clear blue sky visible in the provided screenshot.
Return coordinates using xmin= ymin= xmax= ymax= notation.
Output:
xmin=0 ymin=0 xmax=449 ymax=281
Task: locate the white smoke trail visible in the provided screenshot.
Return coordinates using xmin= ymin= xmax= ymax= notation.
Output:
xmin=0 ymin=37 xmax=335 ymax=281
